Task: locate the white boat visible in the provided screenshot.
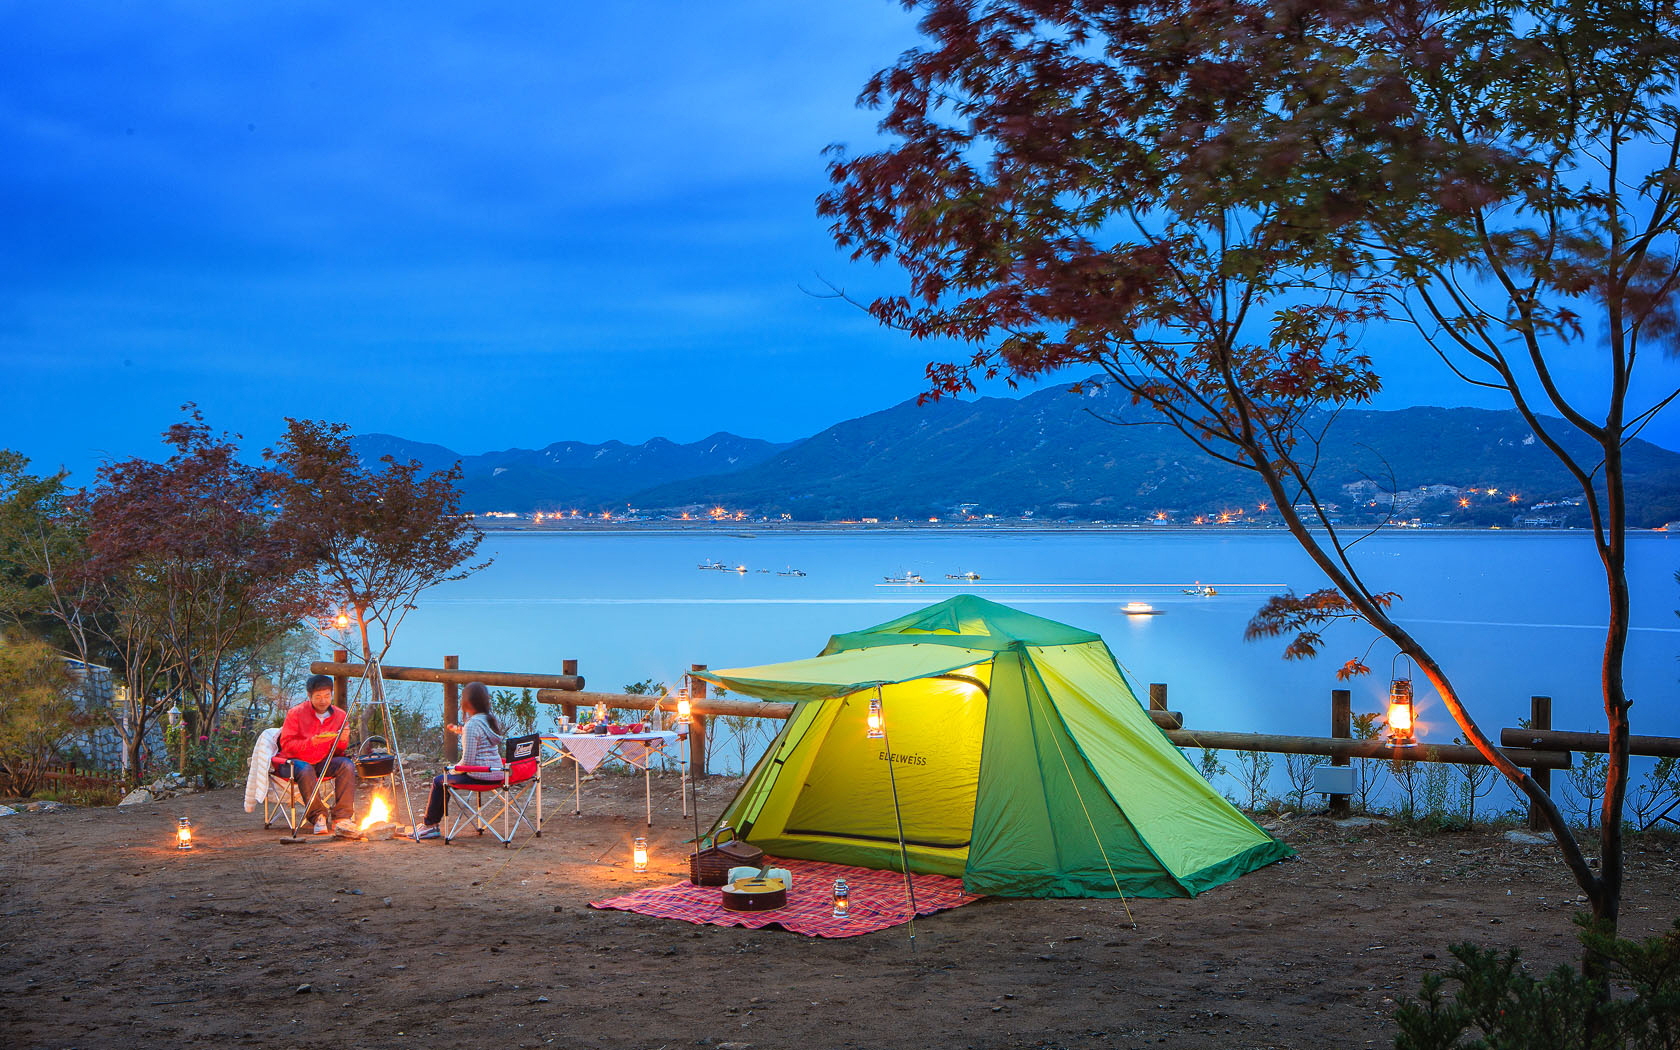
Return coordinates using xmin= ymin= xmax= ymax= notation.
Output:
xmin=777 ymin=567 xmax=807 ymax=577
xmin=945 ymin=570 xmax=982 ymax=581
xmin=883 ymin=571 xmax=926 ymax=584
xmin=1181 ymin=581 xmax=1218 ymax=596
xmin=697 ymin=559 xmax=729 ymax=571
xmin=1122 ymin=601 xmax=1163 ymax=616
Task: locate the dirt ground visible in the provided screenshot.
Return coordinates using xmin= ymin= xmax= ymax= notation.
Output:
xmin=4 ymin=768 xmax=1678 ymax=1050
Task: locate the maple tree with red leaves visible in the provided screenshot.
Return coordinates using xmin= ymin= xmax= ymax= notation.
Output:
xmin=822 ymin=0 xmax=1680 ymax=933
xmin=82 ymin=409 xmax=315 ymax=780
xmin=266 ymin=418 xmax=488 ymax=733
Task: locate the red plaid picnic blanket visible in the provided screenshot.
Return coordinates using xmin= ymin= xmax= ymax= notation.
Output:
xmin=590 ymin=857 xmax=982 ymax=938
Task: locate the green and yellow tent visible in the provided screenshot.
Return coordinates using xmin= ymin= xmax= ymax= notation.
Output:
xmin=694 ymin=595 xmax=1291 ymax=898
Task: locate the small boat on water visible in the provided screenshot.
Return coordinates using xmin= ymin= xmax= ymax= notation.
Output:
xmin=1182 ymin=581 xmax=1218 ymax=596
xmin=883 ymin=571 xmax=926 ymax=584
xmin=1122 ymin=601 xmax=1163 ymax=616
xmin=945 ymin=570 xmax=982 ymax=581
xmin=777 ymin=567 xmax=807 ymax=577
xmin=734 ymin=565 xmax=750 ymax=574
xmin=698 ymin=559 xmax=729 ymax=571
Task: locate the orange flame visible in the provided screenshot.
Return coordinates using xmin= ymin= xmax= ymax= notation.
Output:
xmin=360 ymin=795 xmax=390 ymax=831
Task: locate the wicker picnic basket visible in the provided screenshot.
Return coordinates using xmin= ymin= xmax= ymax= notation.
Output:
xmin=688 ymin=824 xmax=763 ymax=886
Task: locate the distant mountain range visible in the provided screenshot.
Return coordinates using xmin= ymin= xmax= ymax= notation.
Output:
xmin=352 ymin=382 xmax=1680 ymax=527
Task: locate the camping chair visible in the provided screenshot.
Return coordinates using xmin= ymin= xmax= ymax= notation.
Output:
xmin=441 ymin=733 xmax=542 ymax=847
xmin=258 ymin=739 xmax=337 ymax=835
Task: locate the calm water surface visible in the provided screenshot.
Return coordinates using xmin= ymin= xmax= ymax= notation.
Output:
xmin=386 ymin=529 xmax=1680 ymax=749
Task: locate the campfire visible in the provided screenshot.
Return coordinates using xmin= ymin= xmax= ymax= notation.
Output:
xmin=358 ymin=795 xmax=401 ymax=841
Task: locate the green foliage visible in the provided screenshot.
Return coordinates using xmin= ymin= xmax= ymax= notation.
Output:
xmin=184 ymin=713 xmax=262 ymax=790
xmin=1352 ymin=712 xmax=1388 ymax=814
xmin=1233 ymin=749 xmax=1274 ymax=812
xmin=1630 ymin=757 xmax=1680 ymax=832
xmin=495 ymin=687 xmax=539 ymax=735
xmin=1393 ymin=919 xmax=1680 ymax=1049
xmin=0 ymin=634 xmax=75 ymax=797
xmin=1570 ymin=752 xmax=1611 ymax=831
xmin=1283 ymin=752 xmax=1316 ymax=811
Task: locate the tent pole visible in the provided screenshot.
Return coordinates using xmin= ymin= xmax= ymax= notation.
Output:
xmin=876 ymin=689 xmax=918 ymax=952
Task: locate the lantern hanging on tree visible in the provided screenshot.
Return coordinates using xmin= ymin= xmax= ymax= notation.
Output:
xmin=1388 ymin=656 xmax=1417 ymax=748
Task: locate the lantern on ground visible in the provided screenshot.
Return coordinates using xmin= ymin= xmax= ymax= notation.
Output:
xmin=1388 ymin=657 xmax=1417 ymax=747
xmin=832 ymin=878 xmax=850 ymax=918
xmin=867 ymin=697 xmax=884 ymax=740
xmin=176 ymin=816 xmax=193 ymax=851
xmin=633 ymin=836 xmax=649 ymax=873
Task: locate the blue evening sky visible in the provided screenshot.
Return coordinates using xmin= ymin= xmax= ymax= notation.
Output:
xmin=4 ymin=2 xmax=1677 ymax=482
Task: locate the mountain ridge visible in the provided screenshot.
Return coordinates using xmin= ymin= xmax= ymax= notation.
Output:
xmin=351 ymin=384 xmax=1680 ymax=527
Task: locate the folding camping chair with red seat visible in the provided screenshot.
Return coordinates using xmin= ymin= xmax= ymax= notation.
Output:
xmin=263 ymin=753 xmax=336 ymax=835
xmin=442 ymin=733 xmax=542 ymax=846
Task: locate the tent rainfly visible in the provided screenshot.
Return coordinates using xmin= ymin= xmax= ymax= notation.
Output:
xmin=694 ymin=595 xmax=1292 ymax=899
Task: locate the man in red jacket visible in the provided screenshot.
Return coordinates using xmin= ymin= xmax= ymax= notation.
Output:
xmin=277 ymin=674 xmax=359 ymax=837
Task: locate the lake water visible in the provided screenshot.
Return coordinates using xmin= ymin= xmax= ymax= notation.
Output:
xmin=384 ymin=528 xmax=1680 ymax=771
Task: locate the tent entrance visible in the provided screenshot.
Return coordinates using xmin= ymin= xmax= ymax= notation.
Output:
xmin=783 ymin=675 xmax=989 ymax=851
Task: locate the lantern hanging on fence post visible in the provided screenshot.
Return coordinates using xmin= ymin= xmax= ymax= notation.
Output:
xmin=633 ymin=836 xmax=648 ymax=873
xmin=674 ymin=688 xmax=691 ymax=729
xmin=866 ymin=696 xmax=884 ymax=740
xmin=1388 ymin=656 xmax=1417 ymax=748
xmin=176 ymin=816 xmax=193 ymax=851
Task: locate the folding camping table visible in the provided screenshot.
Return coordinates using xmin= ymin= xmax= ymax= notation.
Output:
xmin=540 ymin=729 xmax=686 ymax=826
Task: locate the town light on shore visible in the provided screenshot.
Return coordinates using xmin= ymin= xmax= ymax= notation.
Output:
xmin=176 ymin=816 xmax=193 ymax=850
xmin=867 ymin=697 xmax=884 ymax=740
xmin=633 ymin=837 xmax=649 ymax=873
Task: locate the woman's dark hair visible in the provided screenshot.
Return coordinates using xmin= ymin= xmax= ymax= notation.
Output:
xmin=461 ymin=681 xmax=504 ymax=735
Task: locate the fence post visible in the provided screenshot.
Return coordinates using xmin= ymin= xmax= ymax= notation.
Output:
xmin=442 ymin=655 xmax=460 ymax=762
xmin=1149 ymin=683 xmax=1167 ymax=714
xmin=689 ymin=663 xmax=708 ymax=778
xmin=561 ymin=660 xmax=579 ymax=725
xmin=1527 ymin=695 xmax=1553 ymax=831
xmin=332 ymin=649 xmax=349 ymax=710
xmin=1330 ymin=689 xmax=1351 ymax=819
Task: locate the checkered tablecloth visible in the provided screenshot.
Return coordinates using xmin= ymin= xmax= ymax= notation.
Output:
xmin=590 ymin=857 xmax=982 ymax=938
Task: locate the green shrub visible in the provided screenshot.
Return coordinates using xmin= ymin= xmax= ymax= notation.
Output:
xmin=1393 ymin=918 xmax=1680 ymax=1049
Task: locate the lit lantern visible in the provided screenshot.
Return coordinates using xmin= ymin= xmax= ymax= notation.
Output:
xmin=832 ymin=877 xmax=850 ymax=918
xmin=674 ymin=690 xmax=692 ymax=728
xmin=867 ymin=697 xmax=884 ymax=740
xmin=594 ymin=702 xmax=609 ymax=724
xmin=633 ymin=836 xmax=648 ymax=873
xmin=1388 ymin=675 xmax=1416 ymax=747
xmin=176 ymin=816 xmax=193 ymax=851
xmin=333 ymin=610 xmax=351 ymax=631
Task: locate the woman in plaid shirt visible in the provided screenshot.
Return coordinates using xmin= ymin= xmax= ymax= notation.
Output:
xmin=414 ymin=682 xmax=505 ymax=840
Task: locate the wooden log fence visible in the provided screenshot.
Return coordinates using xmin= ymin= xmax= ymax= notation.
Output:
xmin=322 ymin=657 xmax=1680 ymax=805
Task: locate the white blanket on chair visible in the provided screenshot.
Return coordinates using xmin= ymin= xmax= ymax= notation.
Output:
xmin=244 ymin=727 xmax=282 ymax=812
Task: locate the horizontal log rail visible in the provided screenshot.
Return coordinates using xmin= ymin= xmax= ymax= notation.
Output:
xmin=1165 ymin=728 xmax=1572 ymax=769
xmin=535 ymin=689 xmax=793 ymax=720
xmin=310 ymin=661 xmax=584 ymax=692
xmin=1500 ymin=728 xmax=1680 ymax=759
